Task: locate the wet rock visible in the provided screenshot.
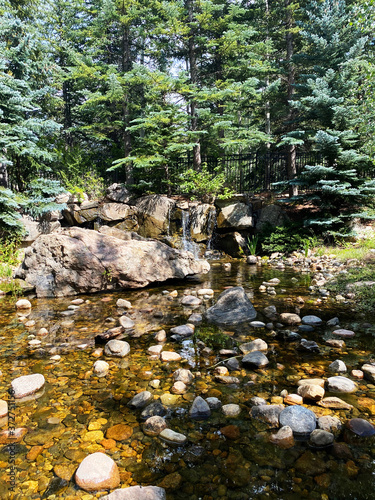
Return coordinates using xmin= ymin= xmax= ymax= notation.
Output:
xmin=298 ymin=325 xmax=314 ymax=333
xmin=225 ymin=357 xmax=240 ymax=371
xmin=279 ymin=406 xmax=317 ymax=437
xmin=0 ymin=428 xmax=27 ymax=444
xmin=11 ymin=373 xmax=45 ymax=399
xmin=188 ymin=313 xmax=202 ymax=324
xmin=74 ymin=452 xmax=120 ymax=492
xmin=173 ymin=368 xmax=194 ymax=385
xmin=298 ymin=338 xmax=320 ymax=352
xmin=269 ymin=426 xmax=295 ymax=449
xmin=159 ymin=429 xmax=187 ymax=445
xmin=317 ymin=397 xmax=353 ymax=410
xmin=297 ymin=378 xmax=325 ymax=388
xmin=328 ymin=359 xmax=347 ymax=373
xmin=220 ymin=425 xmax=240 ymax=439
xmin=351 ymin=369 xmax=363 ymax=379
xmin=101 ymin=485 xmax=166 ymax=500
xmin=327 ymin=317 xmax=340 ymax=326
xmin=215 ymin=375 xmax=240 ymax=385
xmin=106 ymin=424 xmax=133 ymax=441
xmin=160 ymin=351 xmax=181 ymax=362
xmin=128 ymin=391 xmax=153 ymax=409
xmin=0 ymin=400 xmax=8 ymax=417
xmin=149 ymin=379 xmax=161 ymax=389
xmin=116 ymin=299 xmax=132 ymax=309
xmin=171 ymin=381 xmax=187 ymax=394
xmin=154 ymin=330 xmax=167 ymax=342
xmin=54 ymin=463 xmax=77 ymax=481
xmin=250 ymin=396 xmax=267 ymax=406
xmin=204 ymin=286 xmax=257 ymax=326
xmin=160 ymin=394 xmax=181 ymax=406
xmin=222 ymin=404 xmax=241 ymax=417
xmin=141 ymin=401 xmax=167 ymax=420
xmin=215 ymin=366 xmax=229 ymax=376
xmin=42 ymin=477 xmax=69 ymax=497
xmin=250 ymin=321 xmax=266 ymax=328
xmin=95 ymin=328 xmax=123 ymax=345
xmin=143 ymin=416 xmax=168 ymax=437
xmin=318 ymin=416 xmax=342 ymax=435
xmin=263 ymin=305 xmax=278 ymax=320
xmin=284 ymin=394 xmax=303 ymax=406
xmin=239 ymin=339 xmax=268 ymax=354
xmin=295 ymin=451 xmax=327 ymax=476
xmin=297 ymin=384 xmax=325 ymax=401
xmin=189 ymin=396 xmax=211 ymax=420
xmin=326 ymin=339 xmax=345 ymax=348
xmin=247 ymin=255 xmax=257 ymax=265
xmin=326 ymin=376 xmax=357 ymax=393
xmin=302 ymin=315 xmax=323 ymax=326
xmin=346 ymin=418 xmax=375 ymax=437
xmin=361 ymin=363 xmax=375 ymax=383
xmin=104 ymin=339 xmax=130 ymax=358
xmin=309 ymin=429 xmax=334 ymax=448
xmin=119 ymin=315 xmax=135 ymax=329
xmin=93 ymin=360 xmax=109 ymax=377
xmin=15 ymin=299 xmax=32 ymax=309
xmin=242 ymin=351 xmax=269 ymax=369
xmin=181 ymin=295 xmax=202 ymax=306
xmin=278 ymin=330 xmax=301 ymax=342
xmin=170 ymin=325 xmax=194 ymax=337
xmin=157 ymin=472 xmax=182 ymax=491
xmin=332 ymin=329 xmax=355 ymax=338
xmin=250 ymin=405 xmax=284 ymax=427
xmin=148 ymin=345 xmax=163 ymax=355
xmin=206 ymin=397 xmax=222 ymax=410
xmin=198 ymin=288 xmax=214 ymax=297
xmin=279 ymin=313 xmax=301 ymax=325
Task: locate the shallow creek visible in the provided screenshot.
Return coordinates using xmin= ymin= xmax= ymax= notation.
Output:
xmin=0 ymin=261 xmax=375 ymax=500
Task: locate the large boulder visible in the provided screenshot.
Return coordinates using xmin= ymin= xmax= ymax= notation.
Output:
xmin=216 ymin=232 xmax=247 ymax=257
xmin=256 ymin=204 xmax=289 ymax=232
xmin=189 ymin=204 xmax=216 ymax=242
xmin=15 ymin=227 xmax=210 ymax=297
xmin=134 ymin=195 xmax=175 ymax=238
xmin=204 ymin=287 xmax=257 ymax=326
xmin=216 ymin=202 xmax=253 ymax=230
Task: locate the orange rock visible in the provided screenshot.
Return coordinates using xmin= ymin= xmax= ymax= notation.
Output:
xmin=220 ymin=425 xmax=240 ymax=440
xmin=26 ymin=445 xmax=43 ymax=460
xmin=0 ymin=428 xmax=27 ymax=444
xmin=106 ymin=424 xmax=133 ymax=441
xmin=101 ymin=438 xmax=117 ymax=450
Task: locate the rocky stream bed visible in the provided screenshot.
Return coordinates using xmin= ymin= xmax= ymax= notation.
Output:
xmin=0 ymin=256 xmax=375 ymax=500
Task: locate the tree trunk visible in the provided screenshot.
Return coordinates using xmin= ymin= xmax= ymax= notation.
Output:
xmin=0 ymin=163 xmax=8 ymax=188
xmin=264 ymin=0 xmax=271 ymax=190
xmin=186 ymin=0 xmax=201 ymax=171
xmin=121 ymin=12 xmax=133 ymax=184
xmin=285 ymin=0 xmax=298 ymax=197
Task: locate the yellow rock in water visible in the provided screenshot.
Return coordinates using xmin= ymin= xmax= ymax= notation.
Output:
xmin=82 ymin=430 xmax=104 ymax=442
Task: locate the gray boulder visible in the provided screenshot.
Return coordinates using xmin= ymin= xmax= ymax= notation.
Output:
xmin=216 ymin=202 xmax=253 ymax=230
xmin=250 ymin=404 xmax=284 ymax=427
xmin=189 ymin=396 xmax=211 ymax=420
xmin=279 ymin=405 xmax=317 ymax=437
xmin=204 ymin=287 xmax=257 ymax=326
xmin=105 ymin=183 xmax=131 ymax=203
xmin=15 ymin=227 xmax=209 ymax=297
xmin=134 ymin=195 xmax=175 ymax=238
xmin=242 ymin=351 xmax=269 ymax=369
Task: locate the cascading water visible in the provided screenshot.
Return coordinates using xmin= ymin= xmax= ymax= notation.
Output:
xmin=181 ymin=210 xmax=201 ymax=259
xmin=206 ymin=206 xmax=217 ymax=251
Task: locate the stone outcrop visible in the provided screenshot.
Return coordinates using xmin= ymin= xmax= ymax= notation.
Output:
xmin=134 ymin=195 xmax=175 ymax=238
xmin=15 ymin=227 xmax=210 ymax=297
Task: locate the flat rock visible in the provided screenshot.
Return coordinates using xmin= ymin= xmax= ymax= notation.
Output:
xmin=159 ymin=429 xmax=187 ymax=445
xmin=101 ymin=486 xmax=166 ymax=500
xmin=104 ymin=340 xmax=130 ymax=358
xmin=317 ymin=397 xmax=353 ymax=410
xmin=161 ymin=351 xmax=181 ymax=362
xmin=332 ymin=329 xmax=355 ymax=338
xmin=361 ymin=364 xmax=375 ymax=383
xmin=204 ymin=287 xmax=257 ymax=326
xmin=148 ymin=345 xmax=163 ymax=355
xmin=143 ymin=416 xmax=168 ymax=437
xmin=106 ymin=424 xmax=133 ymax=441
xmin=249 ymin=321 xmax=266 ymax=328
xmin=250 ymin=405 xmax=284 ymax=427
xmin=11 ymin=374 xmax=45 ymax=399
xmin=346 ymin=418 xmax=375 ymax=437
xmin=279 ymin=406 xmax=317 ymax=436
xmin=119 ymin=316 xmax=135 ymax=329
xmin=326 ymin=339 xmax=345 ymax=348
xmin=297 ymin=384 xmax=325 ymax=401
xmin=75 ymin=452 xmax=120 ymax=492
xmin=326 ymin=376 xmax=357 ymax=393
xmin=302 ymin=315 xmax=323 ymax=326
xmin=140 ymin=401 xmax=167 ymax=421
xmin=239 ymin=339 xmax=268 ymax=354
xmin=189 ymin=396 xmax=211 ymax=420
xmin=309 ymin=429 xmax=334 ymax=448
xmin=128 ymin=391 xmax=153 ymax=409
xmin=242 ymin=351 xmax=269 ymax=368
xmin=297 ymin=378 xmax=325 ymax=388
xmin=279 ymin=313 xmax=301 ymax=325
xmin=215 ymin=375 xmax=240 ymax=385
xmin=284 ymin=394 xmax=303 ymax=406
xmin=170 ymin=325 xmax=194 ymax=337
xmin=222 ymin=404 xmax=241 ymax=417
xmin=181 ymin=295 xmax=202 ymax=306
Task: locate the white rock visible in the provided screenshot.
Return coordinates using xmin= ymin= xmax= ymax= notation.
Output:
xmin=116 ymin=299 xmax=132 ymax=309
xmin=15 ymin=299 xmax=32 ymax=309
xmin=11 ymin=374 xmax=45 ymax=399
xmin=94 ymin=360 xmax=110 ymax=377
xmin=75 ymin=452 xmax=120 ymax=492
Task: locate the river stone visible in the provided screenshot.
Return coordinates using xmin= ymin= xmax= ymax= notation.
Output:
xmin=119 ymin=316 xmax=135 ymax=329
xmin=279 ymin=406 xmax=317 ymax=436
xmin=0 ymin=400 xmax=8 ymax=418
xmin=204 ymin=286 xmax=257 ymax=326
xmin=242 ymin=351 xmax=269 ymax=369
xmin=222 ymin=404 xmax=241 ymax=417
xmin=332 ymin=329 xmax=355 ymax=338
xmin=250 ymin=405 xmax=284 ymax=427
xmin=206 ymin=397 xmax=222 ymax=410
xmin=250 ymin=321 xmax=266 ymax=328
xmin=11 ymin=374 xmax=45 ymax=399
xmin=225 ymin=357 xmax=240 ymax=371
xmin=298 ymin=324 xmax=314 ymax=333
xmin=297 ymin=378 xmax=325 ymax=388
xmin=148 ymin=345 xmax=163 ymax=355
xmin=93 ymin=360 xmax=109 ymax=377
xmin=329 ymin=359 xmax=347 ymax=373
xmin=269 ymin=426 xmax=295 ymax=449
xmin=346 ymin=418 xmax=375 ymax=437
xmin=106 ymin=424 xmax=133 ymax=441
xmin=317 ymin=397 xmax=353 ymax=410
xmin=15 ymin=227 xmax=209 ymax=297
xmin=171 ymin=381 xmax=187 ymax=394
xmin=128 ymin=391 xmax=153 ymax=409
xmin=297 ymin=384 xmax=325 ymax=401
xmin=15 ymin=299 xmax=32 ymax=309
xmin=181 ymin=295 xmax=202 ymax=306
xmin=143 ymin=416 xmax=168 ymax=437
xmin=309 ymin=429 xmax=334 ymax=448
xmin=170 ymin=325 xmax=194 ymax=337
xmin=299 ymin=339 xmax=320 ymax=353
xmin=189 ymin=396 xmax=211 ymax=420
xmin=239 ymin=339 xmax=268 ymax=354
xmin=250 ymin=396 xmax=267 ymax=406
xmin=215 ymin=375 xmax=240 ymax=385
xmin=279 ymin=313 xmax=301 ymax=325
xmin=318 ymin=416 xmax=343 ymax=435
xmin=361 ymin=364 xmax=375 ymax=383
xmin=326 ymin=376 xmax=357 ymax=393
xmin=116 ymin=299 xmax=132 ymax=309
xmin=188 ymin=313 xmax=202 ymax=324
xmin=155 ymin=330 xmax=167 ymax=342
xmin=302 ymin=315 xmax=323 ymax=326
xmin=159 ymin=429 xmax=187 ymax=445
xmin=173 ymin=369 xmax=194 ymax=385
xmin=75 ymin=452 xmax=120 ymax=492
xmin=326 ymin=339 xmax=345 ymax=348
xmin=140 ymin=401 xmax=167 ymax=421
xmin=101 ymin=485 xmax=166 ymax=500
xmin=161 ymin=351 xmax=181 ymax=362
xmin=284 ymin=394 xmax=303 ymax=405
xmin=104 ymin=340 xmax=130 ymax=357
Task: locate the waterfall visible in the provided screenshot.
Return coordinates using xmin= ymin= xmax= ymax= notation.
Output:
xmin=206 ymin=206 xmax=217 ymax=251
xmin=181 ymin=210 xmax=201 ymax=259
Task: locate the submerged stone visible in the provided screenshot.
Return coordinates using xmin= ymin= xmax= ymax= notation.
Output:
xmin=204 ymin=286 xmax=257 ymax=326
xmin=101 ymin=486 xmax=166 ymax=500
xmin=189 ymin=396 xmax=211 ymax=420
xmin=346 ymin=418 xmax=375 ymax=437
xmin=250 ymin=405 xmax=284 ymax=427
xmin=309 ymin=429 xmax=334 ymax=448
xmin=326 ymin=376 xmax=357 ymax=393
xmin=242 ymin=351 xmax=269 ymax=368
xmin=11 ymin=374 xmax=45 ymax=399
xmin=75 ymin=452 xmax=120 ymax=492
xmin=104 ymin=339 xmax=130 ymax=358
xmin=279 ymin=406 xmax=317 ymax=437
xmin=159 ymin=429 xmax=187 ymax=445
xmin=302 ymin=315 xmax=323 ymax=326
xmin=128 ymin=391 xmax=153 ymax=409
xmin=140 ymin=401 xmax=167 ymax=420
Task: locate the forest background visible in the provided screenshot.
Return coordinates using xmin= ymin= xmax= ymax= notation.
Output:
xmin=1 ymin=0 xmax=375 ymax=239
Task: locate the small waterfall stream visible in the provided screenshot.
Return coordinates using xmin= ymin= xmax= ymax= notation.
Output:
xmin=181 ymin=210 xmax=201 ymax=259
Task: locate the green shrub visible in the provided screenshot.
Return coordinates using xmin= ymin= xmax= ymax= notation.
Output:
xmin=180 ymin=164 xmax=234 ymax=200
xmin=259 ymin=222 xmax=318 ymax=255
